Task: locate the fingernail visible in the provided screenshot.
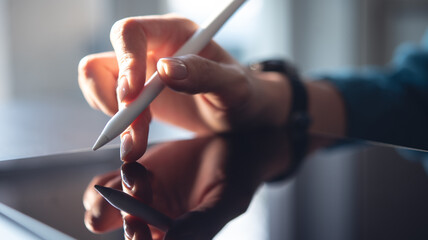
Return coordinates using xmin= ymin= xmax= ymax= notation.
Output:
xmin=120 ymin=133 xmax=133 ymax=160
xmin=123 ymin=219 xmax=135 ymax=240
xmin=117 ymin=75 xmax=129 ymax=102
xmin=158 ymin=58 xmax=188 ymax=80
xmin=121 ymin=162 xmax=146 ymax=190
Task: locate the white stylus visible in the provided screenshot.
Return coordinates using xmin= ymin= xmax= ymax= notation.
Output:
xmin=93 ymin=0 xmax=247 ymax=150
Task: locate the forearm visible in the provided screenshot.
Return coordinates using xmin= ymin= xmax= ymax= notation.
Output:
xmin=252 ymin=71 xmax=346 ymax=136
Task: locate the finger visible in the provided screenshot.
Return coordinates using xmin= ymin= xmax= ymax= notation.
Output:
xmin=121 ymin=162 xmax=159 ymax=239
xmin=110 ymin=15 xmax=202 ymax=104
xmin=157 ymin=55 xmax=252 ymax=111
xmin=78 ymin=52 xmax=119 ymax=116
xmin=120 ymin=109 xmax=151 ymax=162
xmin=83 ymin=170 xmax=120 ymax=210
xmin=110 ymin=17 xmax=147 ymax=104
xmin=121 ymin=162 xmax=153 ymax=204
xmin=123 ymin=215 xmax=153 ymax=240
xmin=84 ymin=174 xmax=123 ymax=233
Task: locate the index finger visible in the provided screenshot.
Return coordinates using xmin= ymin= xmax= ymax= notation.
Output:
xmin=110 ymin=15 xmax=199 ymax=103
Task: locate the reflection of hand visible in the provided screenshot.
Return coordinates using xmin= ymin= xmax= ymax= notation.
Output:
xmin=83 ymin=169 xmax=123 ymax=233
xmin=83 ymin=130 xmax=295 ymax=239
xmin=78 ymin=15 xmax=290 ymax=162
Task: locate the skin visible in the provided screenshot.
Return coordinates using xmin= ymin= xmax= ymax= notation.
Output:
xmin=78 ymin=14 xmax=347 ymax=239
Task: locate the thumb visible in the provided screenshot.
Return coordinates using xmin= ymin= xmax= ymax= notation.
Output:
xmin=157 ymin=55 xmax=252 ymax=110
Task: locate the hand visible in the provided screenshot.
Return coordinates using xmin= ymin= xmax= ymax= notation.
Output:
xmin=78 ymin=15 xmax=291 ymax=162
xmin=83 ymin=129 xmax=297 ymax=240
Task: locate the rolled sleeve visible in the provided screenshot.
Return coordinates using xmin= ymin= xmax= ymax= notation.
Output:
xmin=319 ymin=37 xmax=428 ymax=149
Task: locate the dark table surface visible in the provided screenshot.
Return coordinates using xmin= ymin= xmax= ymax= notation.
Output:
xmin=0 ymin=128 xmax=427 ymax=240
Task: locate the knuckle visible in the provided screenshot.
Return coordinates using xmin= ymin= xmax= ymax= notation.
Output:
xmin=117 ymin=53 xmax=134 ymax=70
xmin=110 ymin=17 xmax=141 ymax=43
xmin=110 ymin=18 xmax=126 ymax=40
xmin=110 ymin=18 xmax=146 ymax=75
xmin=117 ymin=54 xmax=144 ymax=79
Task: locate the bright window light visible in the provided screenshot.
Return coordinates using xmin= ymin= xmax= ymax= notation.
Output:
xmin=165 ymin=0 xmax=265 ymax=61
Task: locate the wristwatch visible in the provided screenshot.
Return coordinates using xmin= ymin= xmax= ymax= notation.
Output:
xmin=250 ymin=59 xmax=310 ymax=183
xmin=249 ymin=59 xmax=311 ymax=131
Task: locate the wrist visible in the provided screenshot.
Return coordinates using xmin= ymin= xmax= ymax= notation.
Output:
xmin=250 ymin=59 xmax=311 ymax=130
xmin=254 ymin=71 xmax=292 ymax=127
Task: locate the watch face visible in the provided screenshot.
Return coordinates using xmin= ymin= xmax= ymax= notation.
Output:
xmin=261 ymin=60 xmax=288 ymax=73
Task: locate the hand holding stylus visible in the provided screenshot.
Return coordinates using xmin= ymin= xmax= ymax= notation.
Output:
xmin=78 ymin=13 xmax=291 ymax=162
xmin=92 ymin=0 xmax=247 ymax=151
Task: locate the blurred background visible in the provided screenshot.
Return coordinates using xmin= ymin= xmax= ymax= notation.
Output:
xmin=0 ymin=0 xmax=427 ymax=239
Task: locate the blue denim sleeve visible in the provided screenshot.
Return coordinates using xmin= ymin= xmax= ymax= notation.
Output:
xmin=320 ymin=33 xmax=428 ymax=149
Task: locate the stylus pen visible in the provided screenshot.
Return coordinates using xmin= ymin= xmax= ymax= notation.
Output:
xmin=93 ymin=0 xmax=247 ymax=150
xmin=94 ymin=185 xmax=173 ymax=232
